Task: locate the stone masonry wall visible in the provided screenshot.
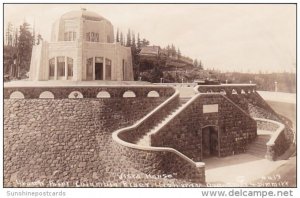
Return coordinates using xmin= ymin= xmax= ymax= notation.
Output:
xmin=112 ymin=143 xmax=205 ymax=185
xmin=151 ymin=94 xmax=257 ymax=162
xmin=4 ymin=97 xmax=166 ymax=187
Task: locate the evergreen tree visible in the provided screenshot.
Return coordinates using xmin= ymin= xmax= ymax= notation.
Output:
xmin=120 ymin=32 xmax=124 ymax=45
xmin=116 ymin=29 xmax=120 ymax=43
xmin=193 ymin=59 xmax=198 ymax=67
xmin=141 ymin=38 xmax=149 ymax=47
xmin=137 ymin=33 xmax=141 ymax=51
xmin=177 ymin=48 xmax=181 ymax=59
xmin=166 ymin=45 xmax=171 ymax=57
xmin=126 ymin=29 xmax=131 ymax=47
xmin=199 ymin=60 xmax=204 ymax=70
xmin=171 ymin=44 xmax=176 ymax=57
xmin=132 ymin=32 xmax=136 ymax=49
xmin=5 ymin=22 xmax=13 ymax=46
xmin=17 ymin=22 xmax=33 ymax=72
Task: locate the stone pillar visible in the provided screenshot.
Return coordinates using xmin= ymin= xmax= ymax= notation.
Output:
xmin=274 ymin=82 xmax=278 ymax=92
xmin=54 ymin=57 xmax=57 ymax=80
xmin=65 ymin=56 xmax=68 ymax=80
xmin=193 ymin=162 xmax=206 ymax=184
xmin=103 ymin=57 xmax=106 ymax=80
xmin=266 ymin=143 xmax=275 ymax=161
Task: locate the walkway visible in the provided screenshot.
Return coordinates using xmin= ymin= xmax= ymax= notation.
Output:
xmin=204 ymin=154 xmax=288 ymax=186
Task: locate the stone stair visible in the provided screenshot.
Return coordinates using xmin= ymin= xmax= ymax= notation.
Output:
xmin=136 ymin=98 xmax=190 ymax=146
xmin=246 ymin=135 xmax=270 ymax=158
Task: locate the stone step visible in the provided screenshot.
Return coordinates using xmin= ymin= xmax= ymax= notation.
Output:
xmin=249 ymin=144 xmax=267 ymax=150
xmin=136 ymin=98 xmax=190 ymax=146
xmin=247 ymin=151 xmax=266 ymax=158
xmin=247 ymin=147 xmax=266 ymax=154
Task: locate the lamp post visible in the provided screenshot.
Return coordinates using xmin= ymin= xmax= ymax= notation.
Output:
xmin=274 ymin=81 xmax=278 ymax=92
xmin=160 ymin=78 xmax=163 ymax=84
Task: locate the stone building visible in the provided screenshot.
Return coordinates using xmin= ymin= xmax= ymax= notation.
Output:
xmin=29 ymin=8 xmax=133 ymax=81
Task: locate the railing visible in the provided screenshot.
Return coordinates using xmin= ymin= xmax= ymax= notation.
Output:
xmin=254 ymin=118 xmax=287 ymax=161
xmin=4 ymin=85 xmax=175 ymax=99
xmin=196 ymin=84 xmax=256 ymax=95
xmin=112 ymin=89 xmax=205 ymax=183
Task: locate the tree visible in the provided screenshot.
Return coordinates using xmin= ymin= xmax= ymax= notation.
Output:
xmin=198 ymin=60 xmax=204 ymax=70
xmin=126 ymin=29 xmax=131 ymax=47
xmin=141 ymin=38 xmax=149 ymax=47
xmin=5 ymin=22 xmax=13 ymax=46
xmin=137 ymin=33 xmax=141 ymax=51
xmin=120 ymin=32 xmax=124 ymax=45
xmin=17 ymin=22 xmax=33 ymax=73
xmin=116 ymin=29 xmax=120 ymax=43
xmin=171 ymin=44 xmax=176 ymax=57
xmin=131 ymin=32 xmax=136 ymax=49
xmin=193 ymin=59 xmax=198 ymax=67
xmin=177 ymin=48 xmax=181 ymax=59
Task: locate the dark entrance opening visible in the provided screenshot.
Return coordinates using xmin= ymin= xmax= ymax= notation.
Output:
xmin=202 ymin=126 xmax=219 ymax=158
xmin=95 ymin=63 xmax=103 ymax=80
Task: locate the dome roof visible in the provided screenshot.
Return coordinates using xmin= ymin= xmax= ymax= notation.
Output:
xmin=61 ymin=8 xmax=108 ymax=22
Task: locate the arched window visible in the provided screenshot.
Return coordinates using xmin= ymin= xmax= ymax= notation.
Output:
xmin=147 ymin=91 xmax=160 ymax=97
xmin=97 ymin=91 xmax=111 ymax=98
xmin=10 ymin=91 xmax=25 ymax=99
xmin=123 ymin=91 xmax=136 ymax=98
xmin=39 ymin=91 xmax=55 ymax=99
xmin=67 ymin=57 xmax=73 ymax=77
xmin=68 ymin=91 xmax=83 ymax=98
xmin=49 ymin=58 xmax=55 ymax=77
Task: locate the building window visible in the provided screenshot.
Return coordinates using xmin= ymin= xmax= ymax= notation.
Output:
xmin=86 ymin=32 xmax=99 ymax=42
xmin=64 ymin=32 xmax=76 ymax=41
xmin=86 ymin=58 xmax=93 ymax=80
xmin=86 ymin=32 xmax=90 ymax=41
xmin=105 ymin=58 xmax=112 ymax=80
xmin=57 ymin=56 xmax=65 ymax=77
xmin=73 ymin=32 xmax=76 ymax=40
xmin=67 ymin=57 xmax=73 ymax=77
xmin=49 ymin=58 xmax=55 ymax=77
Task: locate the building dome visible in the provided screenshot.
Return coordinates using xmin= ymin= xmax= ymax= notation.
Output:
xmin=61 ymin=8 xmax=109 ymax=22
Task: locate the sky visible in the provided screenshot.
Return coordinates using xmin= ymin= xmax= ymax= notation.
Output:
xmin=3 ymin=4 xmax=296 ymax=73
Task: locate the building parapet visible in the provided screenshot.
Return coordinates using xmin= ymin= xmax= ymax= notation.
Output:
xmin=254 ymin=118 xmax=287 ymax=161
xmin=196 ymin=84 xmax=256 ymax=95
xmin=4 ymin=85 xmax=175 ymax=99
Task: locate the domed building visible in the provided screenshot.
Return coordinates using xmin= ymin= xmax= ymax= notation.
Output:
xmin=30 ymin=8 xmax=133 ymax=81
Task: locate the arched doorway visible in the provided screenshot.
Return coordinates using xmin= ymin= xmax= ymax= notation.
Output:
xmin=202 ymin=126 xmax=219 ymax=158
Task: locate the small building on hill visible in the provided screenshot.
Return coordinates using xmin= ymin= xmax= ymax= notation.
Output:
xmin=30 ymin=8 xmax=133 ymax=81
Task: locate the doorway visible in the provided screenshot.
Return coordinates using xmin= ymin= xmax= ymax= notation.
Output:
xmin=95 ymin=63 xmax=103 ymax=80
xmin=202 ymin=126 xmax=219 ymax=158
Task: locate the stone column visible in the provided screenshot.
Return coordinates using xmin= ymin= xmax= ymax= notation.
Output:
xmin=266 ymin=143 xmax=275 ymax=161
xmin=194 ymin=162 xmax=206 ymax=184
xmin=54 ymin=57 xmax=57 ymax=80
xmin=65 ymin=56 xmax=68 ymax=80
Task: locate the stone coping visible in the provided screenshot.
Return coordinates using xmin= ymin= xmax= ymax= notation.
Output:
xmin=254 ymin=118 xmax=285 ymax=147
xmin=149 ymin=92 xmax=256 ymax=143
xmin=198 ymin=84 xmax=256 ymax=87
xmin=4 ymin=84 xmax=176 ymax=99
xmin=112 ymin=89 xmax=205 ymax=168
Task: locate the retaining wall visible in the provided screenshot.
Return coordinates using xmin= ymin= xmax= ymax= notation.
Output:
xmin=4 ymin=85 xmax=176 ymax=187
xmin=151 ymin=93 xmax=257 ymax=161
